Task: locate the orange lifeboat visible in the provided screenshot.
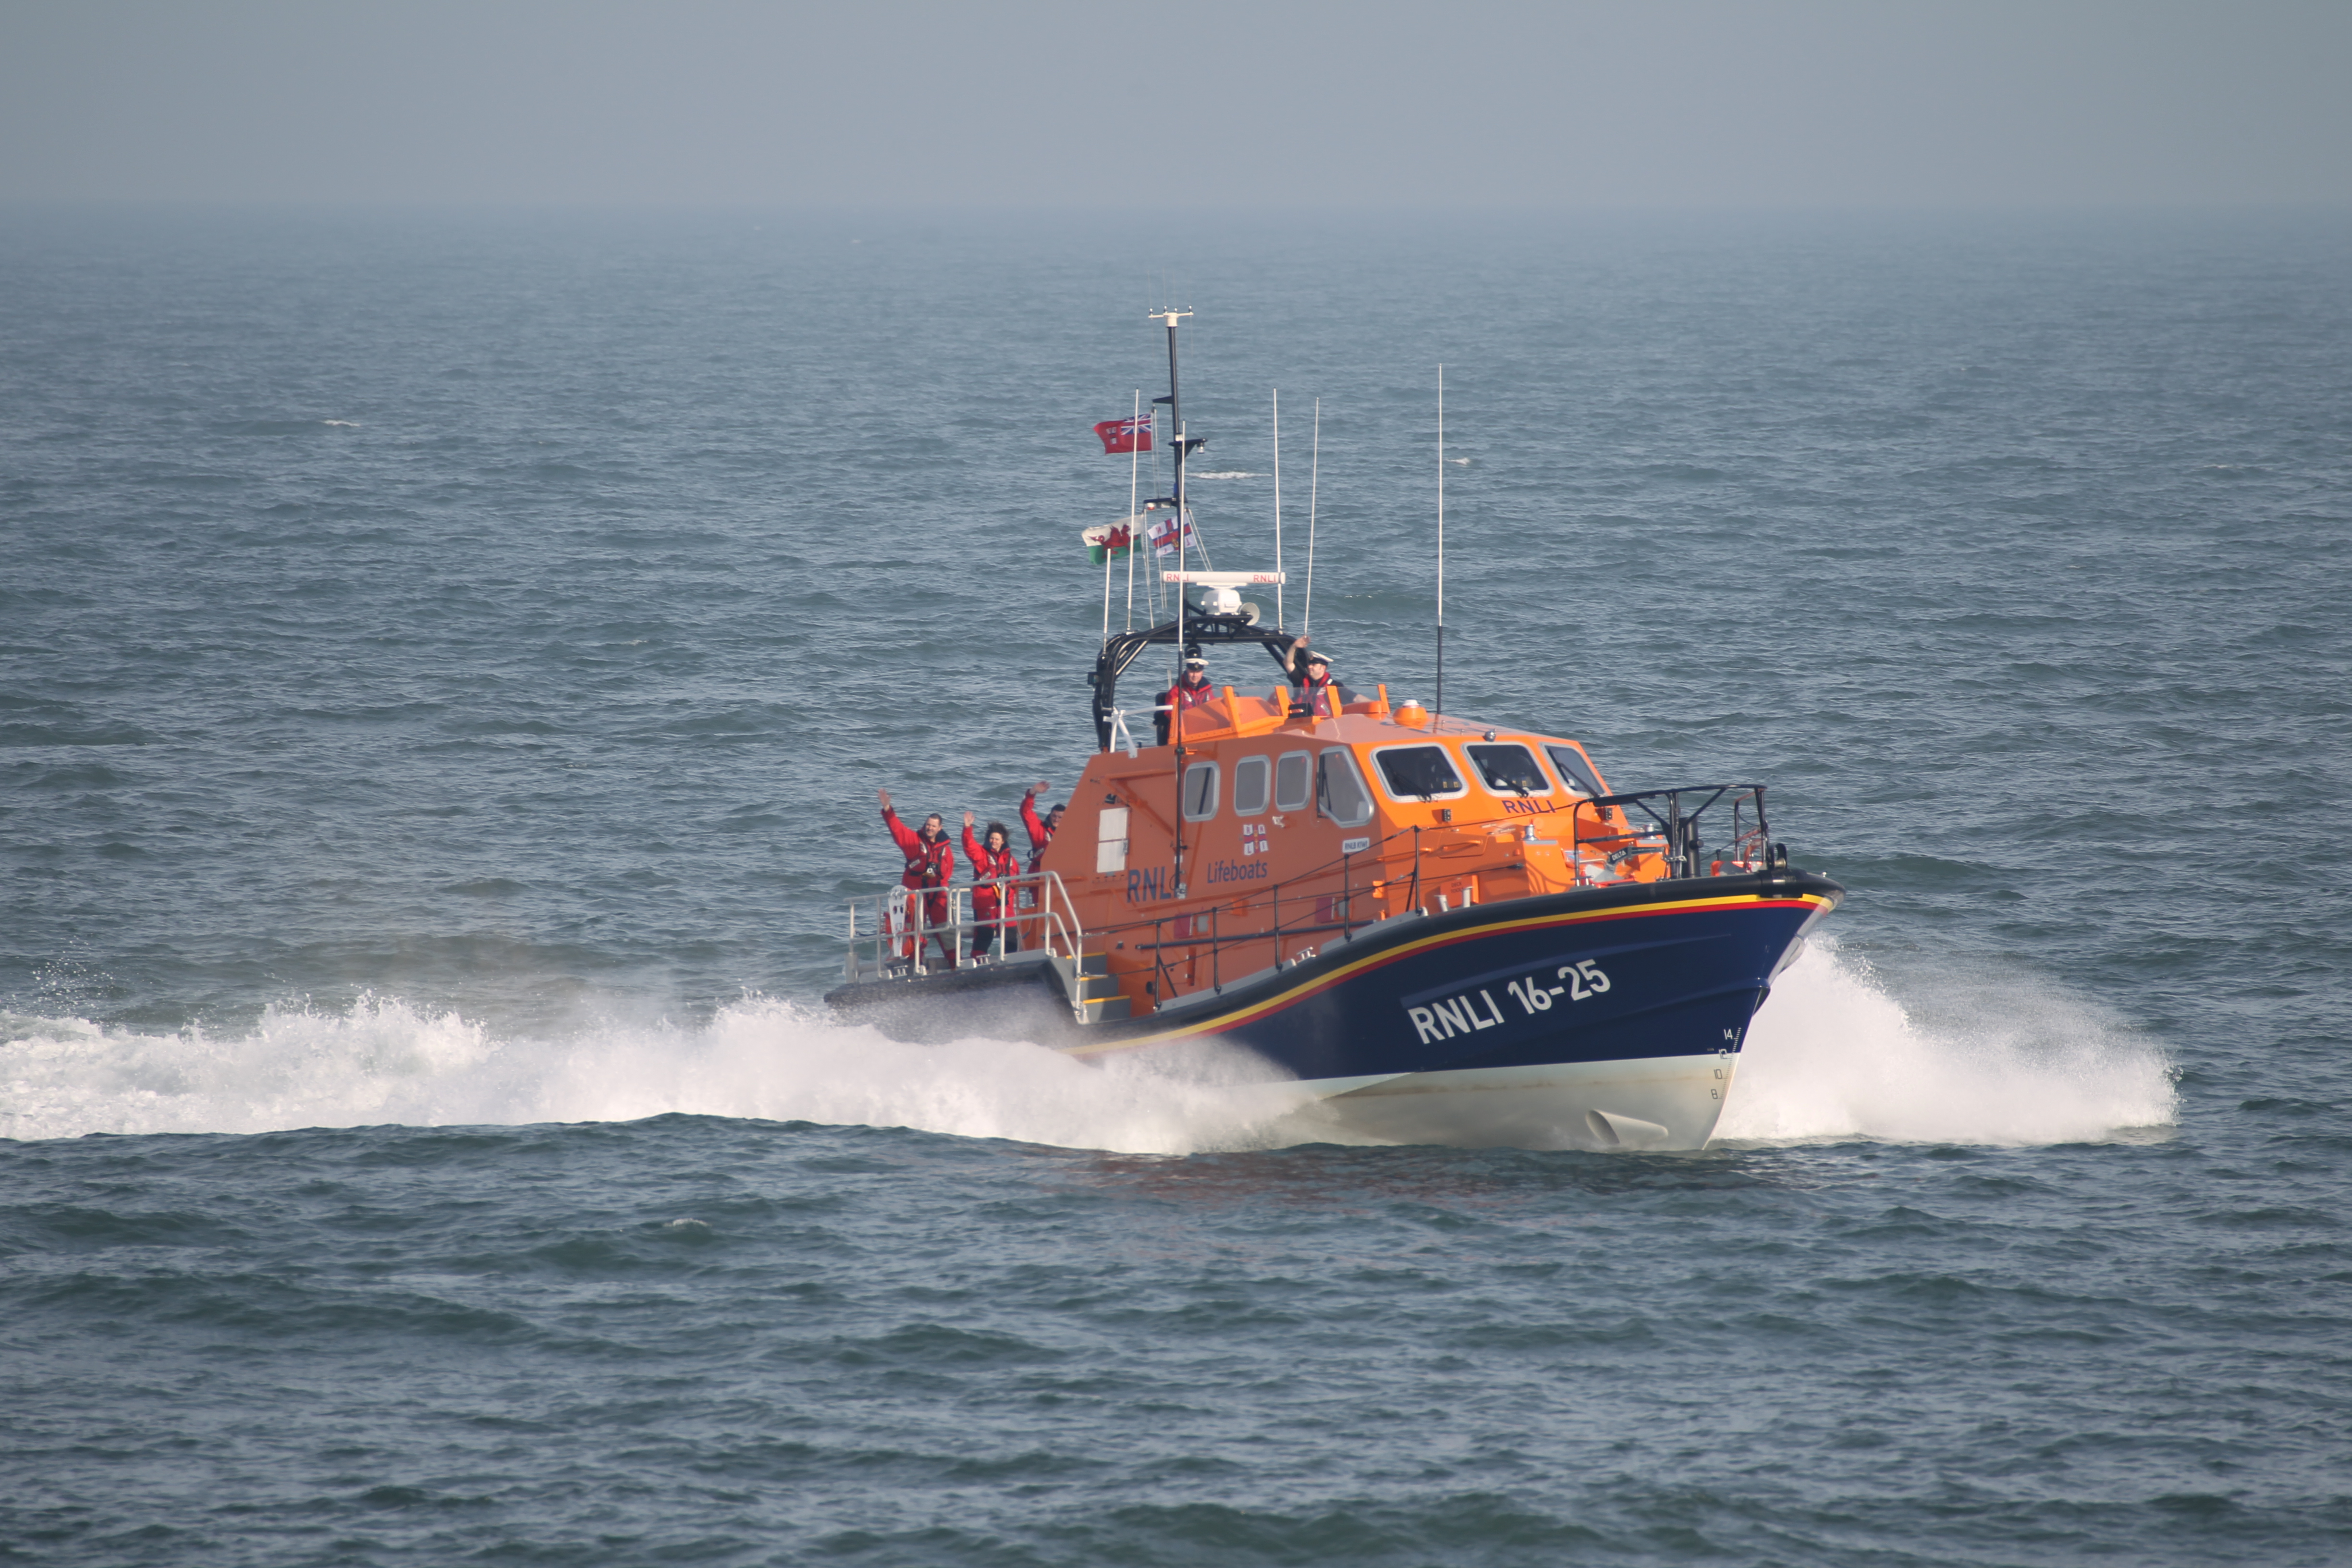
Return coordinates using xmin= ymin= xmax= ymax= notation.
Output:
xmin=825 ymin=315 xmax=1841 ymax=1152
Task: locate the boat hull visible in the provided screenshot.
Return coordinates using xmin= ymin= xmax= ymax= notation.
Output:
xmin=825 ymin=870 xmax=1841 ymax=1151
xmin=1300 ymin=1054 xmax=1740 ymax=1151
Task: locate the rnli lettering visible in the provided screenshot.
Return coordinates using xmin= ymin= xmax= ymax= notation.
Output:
xmin=1126 ymin=867 xmax=1184 ymax=903
xmin=1407 ymin=987 xmax=1510 ymax=1044
xmin=1499 ymin=798 xmax=1562 ymax=817
xmin=1409 ymin=960 xmax=1614 ymax=1044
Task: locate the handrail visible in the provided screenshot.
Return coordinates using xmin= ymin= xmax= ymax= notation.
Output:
xmin=1575 ymin=784 xmax=1776 ymax=881
xmin=840 ymin=869 xmax=1092 ymax=1017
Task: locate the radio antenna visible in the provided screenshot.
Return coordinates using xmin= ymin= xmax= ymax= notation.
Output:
xmin=1272 ymin=388 xmax=1283 ymax=629
xmin=1435 ymin=365 xmax=1445 ymax=724
xmin=1304 ymin=398 xmax=1320 ymax=633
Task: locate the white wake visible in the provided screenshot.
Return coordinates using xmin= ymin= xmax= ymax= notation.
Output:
xmin=1 ymin=941 xmax=2172 ymax=1152
xmin=1719 ymin=937 xmax=2177 ymax=1146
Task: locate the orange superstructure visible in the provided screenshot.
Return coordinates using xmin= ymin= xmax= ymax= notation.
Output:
xmin=1041 ymin=678 xmax=1705 ymax=1017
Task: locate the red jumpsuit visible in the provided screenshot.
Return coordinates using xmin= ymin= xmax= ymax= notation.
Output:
xmin=963 ymin=827 xmax=1019 ymax=956
xmin=1020 ymin=791 xmax=1057 ymax=875
xmin=1156 ymin=674 xmax=1215 ymax=743
xmin=883 ymin=807 xmax=956 ymax=964
xmin=1017 ymin=791 xmax=1059 ymax=949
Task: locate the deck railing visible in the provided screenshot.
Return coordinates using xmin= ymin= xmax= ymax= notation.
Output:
xmin=840 ymin=869 xmax=1087 ymax=988
xmin=1570 ymin=784 xmax=1781 ymax=882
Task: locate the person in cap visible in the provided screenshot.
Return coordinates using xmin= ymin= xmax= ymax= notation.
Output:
xmin=1156 ymin=653 xmax=1216 ymax=745
xmin=1284 ymin=637 xmax=1353 ymax=718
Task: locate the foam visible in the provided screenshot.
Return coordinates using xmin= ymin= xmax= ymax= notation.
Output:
xmin=0 ymin=995 xmax=1328 ymax=1154
xmin=0 ymin=942 xmax=2174 ymax=1152
xmin=1718 ymin=937 xmax=2177 ymax=1146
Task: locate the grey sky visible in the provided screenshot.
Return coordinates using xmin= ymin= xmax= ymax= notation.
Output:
xmin=2 ymin=0 xmax=2346 ymax=208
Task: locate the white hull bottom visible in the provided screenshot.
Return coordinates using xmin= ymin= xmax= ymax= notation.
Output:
xmin=1294 ymin=1053 xmax=1740 ymax=1152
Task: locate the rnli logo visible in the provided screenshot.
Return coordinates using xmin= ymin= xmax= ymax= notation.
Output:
xmin=1126 ymin=867 xmax=1182 ymax=902
xmin=1240 ymin=822 xmax=1269 ymax=856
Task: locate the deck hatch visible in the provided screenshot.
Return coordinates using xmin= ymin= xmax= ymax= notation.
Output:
xmin=1096 ymin=806 xmax=1129 ymax=873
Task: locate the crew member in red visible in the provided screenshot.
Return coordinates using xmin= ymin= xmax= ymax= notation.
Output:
xmin=1156 ymin=654 xmax=1215 ymax=745
xmin=1284 ymin=638 xmax=1351 ymax=718
xmin=961 ymin=809 xmax=1019 ymax=959
xmin=1016 ymin=780 xmax=1066 ymax=951
xmin=879 ymin=788 xmax=956 ymax=969
xmin=1019 ymin=781 xmax=1065 ymax=874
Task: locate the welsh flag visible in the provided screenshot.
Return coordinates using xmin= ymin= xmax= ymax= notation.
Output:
xmin=1147 ymin=509 xmax=1198 ymax=558
xmin=1082 ymin=521 xmax=1134 ymax=564
xmin=1093 ymin=414 xmax=1153 ymax=454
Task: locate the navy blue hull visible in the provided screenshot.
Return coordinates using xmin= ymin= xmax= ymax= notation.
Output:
xmin=1082 ymin=871 xmax=1841 ymax=1080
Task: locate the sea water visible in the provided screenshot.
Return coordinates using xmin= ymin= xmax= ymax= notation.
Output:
xmin=3 ymin=207 xmax=2348 ymax=1565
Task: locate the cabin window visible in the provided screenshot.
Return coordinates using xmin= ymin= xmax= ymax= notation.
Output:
xmin=1274 ymin=750 xmax=1312 ymax=812
xmin=1182 ymin=761 xmax=1219 ymax=821
xmin=1544 ymin=744 xmax=1605 ymax=797
xmin=1232 ymin=755 xmax=1270 ymax=816
xmin=1372 ymin=744 xmax=1467 ymax=801
xmin=1467 ymin=743 xmax=1553 ymax=797
xmin=1096 ymin=805 xmax=1129 ymax=874
xmin=1316 ymin=749 xmax=1375 ymax=827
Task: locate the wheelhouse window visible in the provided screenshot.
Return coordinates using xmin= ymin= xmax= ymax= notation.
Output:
xmin=1544 ymin=744 xmax=1605 ymax=798
xmin=1372 ymin=744 xmax=1466 ymax=801
xmin=1467 ymin=743 xmax=1553 ymax=797
xmin=1316 ymin=749 xmax=1375 ymax=827
xmin=1232 ymin=755 xmax=1271 ymax=816
xmin=1181 ymin=761 xmax=1219 ymax=821
xmin=1274 ymin=751 xmax=1312 ymax=812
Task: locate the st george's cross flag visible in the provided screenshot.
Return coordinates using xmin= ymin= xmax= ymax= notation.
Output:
xmin=1092 ymin=414 xmax=1154 ymax=454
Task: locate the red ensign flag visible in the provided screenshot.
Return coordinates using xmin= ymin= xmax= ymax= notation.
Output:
xmin=1093 ymin=415 xmax=1153 ymax=454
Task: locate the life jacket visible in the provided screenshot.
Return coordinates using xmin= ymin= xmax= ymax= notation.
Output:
xmin=1298 ymin=673 xmax=1337 ymax=717
xmin=904 ymin=833 xmax=952 ymax=890
xmin=1157 ymin=674 xmax=1215 ymax=744
xmin=1167 ymin=675 xmax=1214 ymax=710
xmin=965 ymin=829 xmax=1018 ymax=917
xmin=885 ymin=808 xmax=955 ymax=892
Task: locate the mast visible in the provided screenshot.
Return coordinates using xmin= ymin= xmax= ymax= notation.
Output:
xmin=1152 ymin=306 xmax=1193 ymax=894
xmin=1435 ymin=364 xmax=1445 ymax=725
